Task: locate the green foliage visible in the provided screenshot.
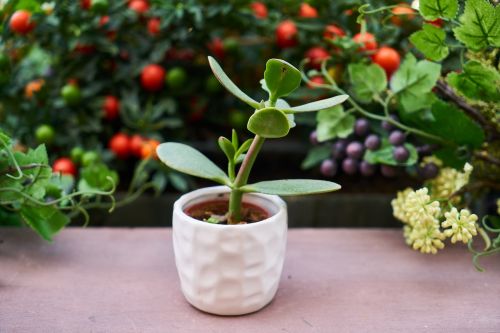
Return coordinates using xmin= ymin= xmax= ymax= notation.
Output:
xmin=20 ymin=206 xmax=69 ymax=242
xmin=418 ymin=0 xmax=458 ymax=20
xmin=156 ymin=142 xmax=229 ymax=185
xmin=247 ymin=108 xmax=290 ymax=138
xmin=240 ymin=179 xmax=341 ymax=196
xmin=301 ymin=145 xmax=332 ymax=170
xmin=264 ymin=59 xmax=302 ymax=103
xmin=453 ymin=0 xmax=500 ymax=50
xmin=390 ymin=54 xmax=441 ymax=113
xmin=287 ymin=95 xmax=349 ymax=113
xmin=364 ymin=140 xmax=419 ymax=166
xmin=348 ymin=63 xmax=386 ymax=103
xmin=447 ymin=61 xmax=500 ymax=102
xmin=315 ymin=106 xmax=355 ymax=142
xmin=409 ymin=24 xmax=449 ymax=61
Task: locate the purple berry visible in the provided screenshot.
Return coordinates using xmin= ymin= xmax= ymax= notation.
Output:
xmin=320 ymin=159 xmax=337 ymax=177
xmin=416 ymin=144 xmax=434 ymax=156
xmin=332 ymin=140 xmax=347 ymax=159
xmin=364 ymin=134 xmax=381 ymax=151
xmin=309 ymin=131 xmax=318 ymax=145
xmin=393 ymin=146 xmax=410 ymax=162
xmin=389 ymin=130 xmax=406 ymax=146
xmin=342 ymin=158 xmax=358 ymax=175
xmin=346 ymin=141 xmax=364 ymax=159
xmin=382 ymin=114 xmax=399 ymax=131
xmin=354 ymin=118 xmax=370 ymax=137
xmin=380 ymin=165 xmax=397 ymax=178
xmin=360 ymin=161 xmax=376 ymax=176
xmin=418 ymin=162 xmax=439 ymax=179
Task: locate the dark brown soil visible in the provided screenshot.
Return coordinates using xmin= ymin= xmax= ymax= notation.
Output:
xmin=184 ymin=200 xmax=269 ymax=224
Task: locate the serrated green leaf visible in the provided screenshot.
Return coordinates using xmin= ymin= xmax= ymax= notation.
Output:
xmin=410 ymin=24 xmax=449 ymax=61
xmin=218 ymin=136 xmax=235 ymax=160
xmin=79 ymin=163 xmax=118 ymax=192
xmin=20 ymin=205 xmax=69 ymax=242
xmin=364 ymin=140 xmax=418 ymax=166
xmin=419 ymin=0 xmax=458 ymax=20
xmin=287 ymin=95 xmax=349 ymax=113
xmin=391 ymin=54 xmax=441 ymax=113
xmin=348 ymin=63 xmax=387 ymax=103
xmin=447 ymin=61 xmax=500 ymax=102
xmin=157 ymin=143 xmax=229 ymax=184
xmin=301 ymin=145 xmax=331 ymax=170
xmin=240 ymin=179 xmax=341 ymax=196
xmin=208 ymin=56 xmax=260 ymax=108
xmin=316 ymin=106 xmax=355 ymax=142
xmin=264 ymin=59 xmax=301 ymax=101
xmin=453 ymin=0 xmax=500 ymax=51
xmin=425 ymin=100 xmax=485 ymax=148
xmin=247 ymin=107 xmax=290 ymax=138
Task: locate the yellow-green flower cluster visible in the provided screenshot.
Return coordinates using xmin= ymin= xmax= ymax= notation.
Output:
xmin=427 ymin=163 xmax=473 ymax=199
xmin=442 ymin=208 xmax=478 ymax=244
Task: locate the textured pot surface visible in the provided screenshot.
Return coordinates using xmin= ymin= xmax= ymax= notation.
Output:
xmin=172 ymin=186 xmax=288 ymax=315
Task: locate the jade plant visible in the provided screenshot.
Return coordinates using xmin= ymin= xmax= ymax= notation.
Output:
xmin=157 ymin=57 xmax=348 ymax=224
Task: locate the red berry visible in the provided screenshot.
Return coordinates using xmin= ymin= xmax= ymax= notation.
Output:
xmin=81 ymin=0 xmax=91 ymax=9
xmin=109 ymin=133 xmax=130 ymax=159
xmin=207 ymin=37 xmax=225 ymax=59
xmin=298 ymin=3 xmax=318 ymax=18
xmin=250 ymin=2 xmax=268 ymax=19
xmin=353 ymin=32 xmax=378 ymax=52
xmin=103 ymin=95 xmax=120 ymax=120
xmin=276 ymin=20 xmax=298 ymax=48
xmin=129 ymin=135 xmax=144 ymax=157
xmin=9 ymin=10 xmax=34 ymax=35
xmin=99 ymin=15 xmax=110 ymax=27
xmin=426 ymin=18 xmax=443 ymax=27
xmin=391 ymin=5 xmax=415 ymax=26
xmin=147 ymin=18 xmax=161 ymax=36
xmin=307 ymin=76 xmax=325 ymax=88
xmin=53 ymin=158 xmax=77 ymax=176
xmin=372 ymin=46 xmax=401 ymax=77
xmin=74 ymin=43 xmax=95 ymax=55
xmin=128 ymin=0 xmax=149 ymax=14
xmin=305 ymin=47 xmax=330 ymax=69
xmin=140 ymin=64 xmax=165 ymax=92
xmin=324 ymin=24 xmax=345 ymax=40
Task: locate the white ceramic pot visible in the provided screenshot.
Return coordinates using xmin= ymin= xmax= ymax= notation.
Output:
xmin=172 ymin=186 xmax=288 ymax=316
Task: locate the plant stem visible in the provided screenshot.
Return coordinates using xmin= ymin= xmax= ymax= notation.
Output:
xmin=227 ymin=135 xmax=265 ymax=224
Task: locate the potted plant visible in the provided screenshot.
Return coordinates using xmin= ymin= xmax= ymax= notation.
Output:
xmin=156 ymin=56 xmax=347 ymax=315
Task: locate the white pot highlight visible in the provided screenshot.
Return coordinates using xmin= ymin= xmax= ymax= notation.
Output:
xmin=172 ymin=186 xmax=288 ymax=316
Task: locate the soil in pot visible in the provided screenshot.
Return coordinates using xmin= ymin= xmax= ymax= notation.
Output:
xmin=185 ymin=199 xmax=269 ymax=224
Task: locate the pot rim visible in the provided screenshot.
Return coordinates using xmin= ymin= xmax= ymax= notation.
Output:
xmin=173 ymin=185 xmax=287 ymax=229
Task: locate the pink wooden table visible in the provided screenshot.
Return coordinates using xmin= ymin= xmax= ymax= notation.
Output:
xmin=1 ymin=228 xmax=499 ymax=332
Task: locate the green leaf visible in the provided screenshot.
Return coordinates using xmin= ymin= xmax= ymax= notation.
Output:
xmin=287 ymin=95 xmax=349 ymax=113
xmin=20 ymin=205 xmax=70 ymax=242
xmin=447 ymin=61 xmax=500 ymax=102
xmin=264 ymin=59 xmax=301 ymax=101
xmin=453 ymin=0 xmax=500 ymax=51
xmin=409 ymin=24 xmax=449 ymax=61
xmin=419 ymin=0 xmax=458 ymax=20
xmin=247 ymin=107 xmax=290 ymax=138
xmin=240 ymin=179 xmax=341 ymax=196
xmin=79 ymin=163 xmax=118 ymax=192
xmin=157 ymin=142 xmax=229 ymax=184
xmin=218 ymin=136 xmax=235 ymax=160
xmin=235 ymin=139 xmax=253 ymax=157
xmin=425 ymin=100 xmax=485 ymax=148
xmin=207 ymin=56 xmax=260 ymax=109
xmin=301 ymin=145 xmax=331 ymax=169
xmin=316 ymin=106 xmax=355 ymax=142
xmin=390 ymin=54 xmax=441 ymax=113
xmin=348 ymin=63 xmax=387 ymax=103
xmin=434 ymin=147 xmax=467 ymax=169
xmin=364 ymin=140 xmax=418 ymax=166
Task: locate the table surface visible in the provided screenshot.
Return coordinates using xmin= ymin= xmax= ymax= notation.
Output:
xmin=1 ymin=228 xmax=499 ymax=333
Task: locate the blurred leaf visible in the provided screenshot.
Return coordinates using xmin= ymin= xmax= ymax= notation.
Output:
xmin=241 ymin=179 xmax=341 ymax=196
xmin=301 ymin=145 xmax=331 ymax=170
xmin=20 ymin=205 xmax=69 ymax=242
xmin=364 ymin=140 xmax=418 ymax=166
xmin=79 ymin=163 xmax=118 ymax=192
xmin=156 ymin=143 xmax=229 ymax=184
xmin=410 ymin=24 xmax=449 ymax=61
xmin=316 ymin=106 xmax=354 ymax=142
xmin=447 ymin=61 xmax=500 ymax=102
xmin=348 ymin=63 xmax=387 ymax=103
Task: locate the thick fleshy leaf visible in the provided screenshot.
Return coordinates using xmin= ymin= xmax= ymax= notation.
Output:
xmin=247 ymin=108 xmax=290 ymax=138
xmin=287 ymin=95 xmax=349 ymax=113
xmin=240 ymin=179 xmax=341 ymax=196
xmin=264 ymin=59 xmax=301 ymax=101
xmin=156 ymin=142 xmax=229 ymax=184
xmin=208 ymin=56 xmax=260 ymax=108
xmin=218 ymin=136 xmax=235 ymax=160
